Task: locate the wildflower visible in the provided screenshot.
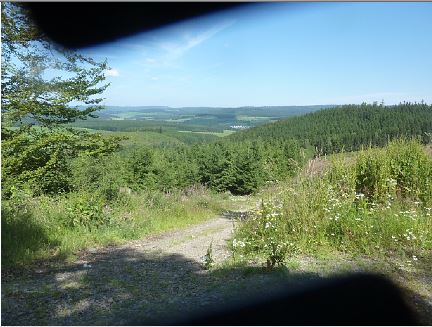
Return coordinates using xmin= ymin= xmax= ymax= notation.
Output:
xmin=355 ymin=193 xmax=365 ymax=199
xmin=232 ymin=239 xmax=246 ymax=248
xmin=412 ymin=255 xmax=418 ymax=261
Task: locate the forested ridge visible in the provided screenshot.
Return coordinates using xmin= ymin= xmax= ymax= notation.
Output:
xmin=229 ymin=103 xmax=432 ymax=154
xmin=4 ymin=102 xmax=432 ymax=200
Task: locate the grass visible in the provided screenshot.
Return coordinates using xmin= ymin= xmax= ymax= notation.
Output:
xmin=1 ymin=187 xmax=229 ymax=269
xmin=232 ymin=139 xmax=432 ymax=266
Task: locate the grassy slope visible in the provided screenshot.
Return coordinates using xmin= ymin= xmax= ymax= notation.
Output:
xmin=227 ymin=141 xmax=432 ymax=323
xmin=1 ymin=188 xmax=234 ymax=269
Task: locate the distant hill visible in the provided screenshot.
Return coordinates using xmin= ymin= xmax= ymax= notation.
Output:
xmin=72 ymin=105 xmax=337 ymax=132
xmin=229 ymin=103 xmax=432 ymax=154
xmin=94 ymin=105 xmax=335 ymax=120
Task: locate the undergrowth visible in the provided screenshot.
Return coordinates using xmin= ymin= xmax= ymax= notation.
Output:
xmin=2 ymin=185 xmax=228 ymax=268
xmin=232 ymin=139 xmax=432 ymax=267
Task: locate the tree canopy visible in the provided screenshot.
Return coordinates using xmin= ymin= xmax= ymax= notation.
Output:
xmin=1 ymin=3 xmax=121 ymax=196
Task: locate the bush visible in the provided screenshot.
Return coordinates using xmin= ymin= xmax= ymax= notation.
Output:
xmin=65 ymin=192 xmax=111 ymax=229
xmin=1 ymin=188 xmax=58 ymax=267
xmin=1 ymin=128 xmax=122 ymax=198
xmin=70 ymin=153 xmax=128 ymax=201
xmin=355 ymin=139 xmax=432 ymax=203
xmin=233 ymin=199 xmax=295 ymax=268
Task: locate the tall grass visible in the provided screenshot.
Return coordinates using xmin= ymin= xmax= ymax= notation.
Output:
xmin=2 ymin=185 xmax=228 ymax=268
xmin=232 ymin=139 xmax=432 ymax=266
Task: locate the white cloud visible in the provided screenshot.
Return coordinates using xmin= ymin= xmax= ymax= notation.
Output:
xmin=131 ymin=19 xmax=235 ymax=72
xmin=105 ymin=68 xmax=120 ymax=77
xmin=159 ymin=20 xmax=235 ymax=61
xmin=134 ymin=19 xmax=236 ymax=70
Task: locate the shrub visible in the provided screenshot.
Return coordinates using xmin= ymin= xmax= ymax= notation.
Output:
xmin=233 ymin=199 xmax=296 ymax=268
xmin=70 ymin=153 xmax=128 ymax=201
xmin=355 ymin=139 xmax=432 ymax=204
xmin=65 ymin=192 xmax=111 ymax=229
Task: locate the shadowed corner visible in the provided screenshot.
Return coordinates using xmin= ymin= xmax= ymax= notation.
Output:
xmin=396 ymin=252 xmax=432 ymax=326
xmin=173 ymin=273 xmax=421 ymax=326
xmin=1 ymin=208 xmax=62 ymax=276
xmin=1 ymin=234 xmax=427 ymax=326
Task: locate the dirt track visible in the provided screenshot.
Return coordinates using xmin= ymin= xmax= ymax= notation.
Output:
xmin=2 ymin=199 xmax=431 ymax=325
xmin=1 ymin=208 xmax=263 ymax=325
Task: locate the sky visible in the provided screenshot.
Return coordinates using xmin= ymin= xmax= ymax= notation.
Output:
xmin=80 ymin=2 xmax=432 ymax=107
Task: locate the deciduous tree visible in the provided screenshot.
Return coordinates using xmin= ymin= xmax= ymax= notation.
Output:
xmin=1 ymin=3 xmax=121 ymax=196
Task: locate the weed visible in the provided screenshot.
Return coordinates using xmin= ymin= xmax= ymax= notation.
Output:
xmin=203 ymin=241 xmax=215 ymax=270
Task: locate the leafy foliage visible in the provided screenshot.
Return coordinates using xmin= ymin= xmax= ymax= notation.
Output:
xmin=1 ymin=3 xmax=122 ymax=197
xmin=355 ymin=139 xmax=432 ymax=203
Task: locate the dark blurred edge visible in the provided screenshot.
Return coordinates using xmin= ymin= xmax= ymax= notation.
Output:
xmin=165 ymin=274 xmax=419 ymax=326
xmin=23 ymin=2 xmax=246 ymax=49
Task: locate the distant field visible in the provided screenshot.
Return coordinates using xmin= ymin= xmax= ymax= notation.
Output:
xmin=70 ymin=105 xmax=334 ymax=136
xmin=178 ymin=130 xmax=236 ymax=137
xmin=236 ymin=115 xmax=276 ymax=122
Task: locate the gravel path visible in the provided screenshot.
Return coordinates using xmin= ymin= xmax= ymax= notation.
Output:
xmin=118 ymin=211 xmax=240 ymax=265
xmin=2 ymin=208 xmax=266 ymax=326
xmin=3 ymin=202 xmax=430 ymax=325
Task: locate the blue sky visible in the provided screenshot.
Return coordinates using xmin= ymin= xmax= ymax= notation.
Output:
xmin=81 ymin=2 xmax=432 ymax=107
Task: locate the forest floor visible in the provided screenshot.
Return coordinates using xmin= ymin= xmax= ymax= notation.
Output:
xmin=2 ymin=196 xmax=431 ymax=325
